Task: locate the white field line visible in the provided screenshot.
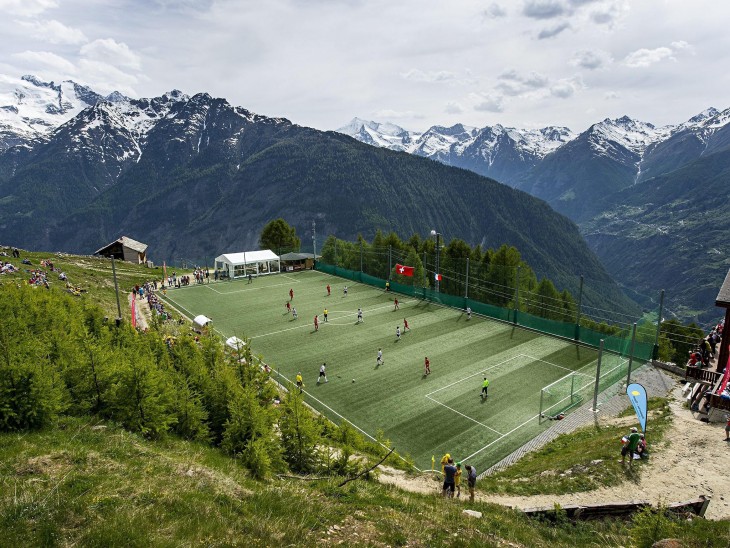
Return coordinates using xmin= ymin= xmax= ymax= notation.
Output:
xmin=425 ymin=395 xmax=504 ymax=436
xmin=462 ymin=411 xmax=544 ymax=463
xmin=203 ymin=278 xmax=303 ymax=295
xmin=425 ymin=355 xmax=525 ymax=398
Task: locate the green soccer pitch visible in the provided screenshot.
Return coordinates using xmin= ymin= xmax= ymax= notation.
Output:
xmin=161 ymin=270 xmax=601 ymax=473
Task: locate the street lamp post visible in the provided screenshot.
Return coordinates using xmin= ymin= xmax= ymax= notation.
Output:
xmin=430 ymin=229 xmax=441 ymax=293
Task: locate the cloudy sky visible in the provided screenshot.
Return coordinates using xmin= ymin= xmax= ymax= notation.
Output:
xmin=1 ymin=0 xmax=728 ymax=132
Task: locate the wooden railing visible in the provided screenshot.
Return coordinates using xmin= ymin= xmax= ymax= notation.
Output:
xmin=685 ymin=366 xmax=721 ymax=384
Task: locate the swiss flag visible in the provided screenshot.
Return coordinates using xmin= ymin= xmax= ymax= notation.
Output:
xmin=434 ymin=273 xmax=442 ymax=281
xmin=395 ymin=263 xmax=414 ymax=277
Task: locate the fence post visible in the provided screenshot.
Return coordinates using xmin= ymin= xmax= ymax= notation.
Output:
xmin=388 ymin=245 xmax=392 ymax=278
xmin=626 ymin=322 xmax=637 ymax=386
xmin=653 ymin=289 xmax=664 ymax=360
xmin=575 ymin=274 xmax=583 ymax=341
xmin=513 ymin=266 xmax=520 ymax=325
xmin=360 ymin=241 xmax=363 ymax=273
xmin=465 ymin=257 xmax=470 ymax=299
xmin=592 ymin=339 xmax=604 ymax=412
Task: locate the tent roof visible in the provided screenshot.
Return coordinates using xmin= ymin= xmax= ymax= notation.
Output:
xmin=215 ymin=249 xmax=279 ymax=265
xmin=95 ymin=236 xmax=148 ymax=255
xmin=193 ymin=315 xmax=212 ymax=327
xmin=225 ymin=336 xmax=246 ymax=350
xmin=716 ymin=268 xmax=730 ymax=307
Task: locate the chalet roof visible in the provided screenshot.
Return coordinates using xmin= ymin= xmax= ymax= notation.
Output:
xmin=95 ymin=236 xmax=148 ymax=255
xmin=715 ymin=268 xmax=730 ymax=308
xmin=279 ymin=252 xmax=321 ymax=261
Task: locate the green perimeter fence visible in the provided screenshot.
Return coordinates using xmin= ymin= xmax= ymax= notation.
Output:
xmin=315 ymin=262 xmax=655 ymax=363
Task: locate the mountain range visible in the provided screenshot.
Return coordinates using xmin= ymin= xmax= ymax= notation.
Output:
xmin=0 ymin=74 xmax=635 ymax=316
xmin=337 ymin=109 xmax=730 ymax=325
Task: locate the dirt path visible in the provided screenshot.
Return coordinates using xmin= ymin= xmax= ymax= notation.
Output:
xmin=378 ymin=388 xmax=730 ymax=520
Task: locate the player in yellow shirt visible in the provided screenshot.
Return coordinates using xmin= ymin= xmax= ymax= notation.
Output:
xmin=295 ymin=372 xmax=303 ymax=393
xmin=440 ymin=452 xmax=451 ymax=474
xmin=454 ymin=462 xmax=463 ymax=498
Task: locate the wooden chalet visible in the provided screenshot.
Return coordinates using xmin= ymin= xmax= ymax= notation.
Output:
xmin=95 ymin=236 xmax=148 ymax=264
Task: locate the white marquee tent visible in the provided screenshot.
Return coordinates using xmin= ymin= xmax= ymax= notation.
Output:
xmin=193 ymin=315 xmax=212 ymax=327
xmin=214 ymin=249 xmax=280 ymax=279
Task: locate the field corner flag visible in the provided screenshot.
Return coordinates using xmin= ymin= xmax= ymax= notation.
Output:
xmin=626 ymin=383 xmax=647 ymax=433
xmin=431 ymin=455 xmax=435 ymax=472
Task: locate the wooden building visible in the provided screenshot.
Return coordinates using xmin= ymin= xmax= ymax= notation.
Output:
xmin=95 ymin=236 xmax=148 ymax=264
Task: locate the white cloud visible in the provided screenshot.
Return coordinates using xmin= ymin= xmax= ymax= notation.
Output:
xmin=570 ymin=48 xmax=612 ymax=70
xmin=15 ymin=19 xmax=87 ymax=45
xmin=0 ymin=0 xmax=57 ymax=17
xmin=623 ymin=46 xmax=674 ymax=68
xmin=496 ymin=70 xmax=550 ymax=96
xmin=471 ymin=92 xmax=504 ymax=112
xmin=77 ymin=59 xmax=139 ymax=95
xmin=550 ymin=76 xmax=584 ymax=98
xmin=445 ymin=101 xmax=463 ymax=114
xmin=401 ymin=69 xmax=456 ymax=84
xmin=604 ymin=91 xmax=620 ymax=100
xmin=12 ymin=50 xmax=76 ymax=73
xmin=80 ymin=39 xmax=141 ymax=70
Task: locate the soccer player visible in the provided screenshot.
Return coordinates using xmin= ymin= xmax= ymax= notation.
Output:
xmin=395 ymin=326 xmax=401 ymax=341
xmin=289 ymin=288 xmax=294 ymax=301
xmin=314 ymin=315 xmax=319 ymax=331
xmin=466 ymin=306 xmax=472 ymax=320
xmin=394 ymin=298 xmax=399 ymax=310
xmin=357 ymin=307 xmax=363 ymax=323
xmin=323 ymin=308 xmax=328 ymax=322
xmin=285 ymin=301 xmax=291 ymax=314
xmin=296 ymin=372 xmax=303 ymax=393
xmin=385 ymin=281 xmax=390 ymax=292
xmin=403 ymin=318 xmax=410 ymax=332
xmin=424 ymin=356 xmax=430 ymax=375
xmin=292 ymin=307 xmax=298 ymax=319
xmin=377 ymin=348 xmax=383 ymax=366
xmin=481 ymin=377 xmax=489 ymax=399
xmin=317 ymin=363 xmax=328 ymax=384
xmin=343 ymin=285 xmax=348 ymax=296
xmin=326 ymin=284 xmax=331 ymax=296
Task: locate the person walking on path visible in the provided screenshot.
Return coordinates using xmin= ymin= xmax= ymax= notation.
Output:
xmin=442 ymin=458 xmax=457 ymax=498
xmin=465 ymin=465 xmax=477 ymax=502
xmin=314 ymin=315 xmax=319 ymax=332
xmin=481 ymin=377 xmax=489 ymax=399
xmin=424 ymin=356 xmax=431 ymax=375
xmin=621 ymin=426 xmax=641 ymax=467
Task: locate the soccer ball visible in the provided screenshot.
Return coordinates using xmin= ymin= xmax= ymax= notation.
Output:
xmin=352 ymin=379 xmax=356 ymax=383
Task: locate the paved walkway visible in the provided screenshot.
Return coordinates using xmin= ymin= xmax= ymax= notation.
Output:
xmin=480 ymin=364 xmax=677 ymax=478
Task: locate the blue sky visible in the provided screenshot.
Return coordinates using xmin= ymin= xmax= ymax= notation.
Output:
xmin=1 ymin=0 xmax=728 ymax=132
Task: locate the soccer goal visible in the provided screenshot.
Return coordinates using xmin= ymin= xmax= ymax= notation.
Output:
xmin=538 ymin=370 xmax=595 ymax=423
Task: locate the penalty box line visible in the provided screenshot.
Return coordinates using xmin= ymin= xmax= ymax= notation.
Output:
xmin=204 ymin=277 xmax=303 ymax=295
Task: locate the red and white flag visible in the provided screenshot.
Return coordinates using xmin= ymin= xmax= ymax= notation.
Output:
xmin=395 ymin=263 xmax=414 ymax=277
xmin=434 ymin=273 xmax=442 ymax=281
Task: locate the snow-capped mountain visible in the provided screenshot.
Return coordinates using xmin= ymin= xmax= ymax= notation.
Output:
xmin=337 ymin=118 xmax=419 ymax=151
xmin=0 ymin=74 xmax=113 ymax=151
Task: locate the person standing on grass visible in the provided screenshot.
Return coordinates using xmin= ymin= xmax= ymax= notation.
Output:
xmin=466 ymin=306 xmax=472 ymax=320
xmin=481 ymin=377 xmax=489 ymax=399
xmin=394 ymin=298 xmax=399 ymax=310
xmin=465 ymin=465 xmax=477 ymax=502
xmin=385 ymin=280 xmax=390 ymax=292
xmin=442 ymin=458 xmax=457 ymax=498
xmin=621 ymin=426 xmax=641 ymax=466
xmin=292 ymin=307 xmax=298 ymax=320
xmin=403 ymin=318 xmax=410 ymax=332
xmin=454 ymin=462 xmax=463 ymax=498
xmin=343 ymin=285 xmax=348 ymax=296
xmin=424 ymin=357 xmax=431 ymax=375
xmin=289 ymin=288 xmax=294 ymax=301
xmin=314 ymin=315 xmax=319 ymax=331
xmin=357 ymin=307 xmax=363 ymax=323
xmin=296 ymin=372 xmax=304 ymax=393
xmin=248 ymin=272 xmax=252 ymax=284
xmin=323 ymin=308 xmax=328 ymax=322
xmin=395 ymin=326 xmax=401 ymax=341
xmin=326 ymin=283 xmax=331 ymax=296
xmin=317 ymin=363 xmax=328 ymax=384
xmin=377 ymin=348 xmax=383 ymax=366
